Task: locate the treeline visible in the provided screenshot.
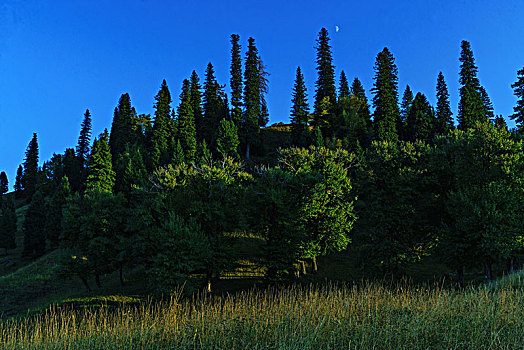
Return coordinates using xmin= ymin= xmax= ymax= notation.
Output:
xmin=1 ymin=28 xmax=524 ymax=291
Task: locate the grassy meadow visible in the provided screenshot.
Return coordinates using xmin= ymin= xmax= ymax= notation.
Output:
xmin=0 ymin=276 xmax=523 ymax=349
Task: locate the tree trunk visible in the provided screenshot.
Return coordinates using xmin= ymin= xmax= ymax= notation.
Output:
xmin=206 ymin=269 xmax=212 ymax=293
xmin=119 ymin=264 xmax=125 ymax=286
xmin=457 ymin=266 xmax=464 ymax=289
xmin=312 ymin=256 xmax=318 ymax=274
xmin=484 ymin=262 xmax=492 ymax=283
xmin=80 ymin=276 xmax=91 ymax=292
xmin=507 ymin=258 xmax=514 ymax=274
xmin=95 ymin=273 xmax=101 ymax=288
xmin=246 ymin=143 xmax=250 ymax=160
xmin=301 ymin=261 xmax=307 ymax=276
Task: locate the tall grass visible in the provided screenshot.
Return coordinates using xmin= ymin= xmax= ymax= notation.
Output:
xmin=1 ymin=280 xmax=523 ymax=349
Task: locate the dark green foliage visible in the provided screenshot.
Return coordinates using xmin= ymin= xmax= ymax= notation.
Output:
xmin=338 ymin=70 xmax=350 ymax=99
xmin=22 ymin=133 xmax=39 ymax=200
xmin=189 ymin=71 xmax=204 ymax=142
xmin=44 ymin=176 xmax=70 ymax=249
xmin=290 ymin=66 xmax=310 ymax=146
xmin=202 ymin=63 xmax=225 ymax=148
xmin=351 ymin=77 xmax=373 ymax=143
xmin=115 ymin=144 xmax=148 ymax=194
xmin=399 ymin=85 xmax=413 ymax=138
xmin=150 ymin=214 xmax=211 ymax=293
xmin=0 ymin=197 xmax=17 ymax=254
xmin=0 ymin=172 xmax=8 ymax=194
xmin=433 ymin=122 xmax=523 ymax=283
xmin=405 ymin=92 xmax=435 ymax=143
xmin=313 ymin=28 xmax=336 ymax=135
xmin=336 ymin=95 xmax=369 ymax=150
xmin=510 ymin=67 xmax=524 ymax=134
xmin=177 ymin=79 xmax=197 ymax=163
xmin=458 ymin=40 xmax=487 ymax=130
xmin=371 ymin=48 xmax=400 ymax=143
xmin=172 ymin=140 xmax=185 ymax=165
xmin=150 ymin=80 xmax=173 ymax=169
xmin=230 ymin=34 xmax=243 ymax=129
xmin=493 ymin=115 xmax=507 ymax=130
xmin=278 ymin=147 xmax=357 ymax=273
xmin=216 ymin=119 xmax=240 ymax=159
xmin=356 ymin=141 xmax=434 ymax=274
xmin=258 ymin=58 xmax=270 ymax=128
xmin=110 ymin=94 xmax=137 ymax=159
xmin=14 ymin=165 xmax=23 ymax=197
xmin=480 ymin=86 xmax=494 ymax=120
xmin=22 ymin=191 xmax=46 ymax=258
xmin=86 ymin=133 xmax=115 ymax=193
xmin=76 ymin=109 xmax=92 ymax=167
xmin=435 ymin=72 xmax=454 ymax=134
xmin=313 ymin=127 xmax=324 ymax=147
xmin=151 ymin=158 xmax=250 ymax=292
xmin=243 ymin=38 xmax=262 ymax=159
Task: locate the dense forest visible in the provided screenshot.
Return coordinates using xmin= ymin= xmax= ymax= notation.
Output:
xmin=1 ymin=28 xmax=523 ymax=293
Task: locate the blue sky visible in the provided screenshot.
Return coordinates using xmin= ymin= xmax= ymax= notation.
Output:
xmin=0 ymin=0 xmax=523 ymax=187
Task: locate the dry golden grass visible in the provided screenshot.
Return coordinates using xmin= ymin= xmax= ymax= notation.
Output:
xmin=0 ymin=278 xmax=523 ymax=349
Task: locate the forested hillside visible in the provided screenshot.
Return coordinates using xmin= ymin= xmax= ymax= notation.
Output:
xmin=1 ymin=28 xmax=523 ymax=304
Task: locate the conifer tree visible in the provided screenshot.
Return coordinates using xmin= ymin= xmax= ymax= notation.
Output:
xmin=290 ymin=66 xmax=310 ymax=146
xmin=202 ymin=63 xmax=223 ymax=147
xmin=404 ymin=92 xmax=435 ymax=143
xmin=351 ymin=77 xmax=372 ymax=132
xmin=87 ymin=133 xmax=115 ymax=193
xmin=230 ymin=34 xmax=243 ymax=129
xmin=172 ymin=140 xmax=186 ymax=165
xmin=479 ymin=85 xmax=494 ymax=120
xmin=116 ymin=144 xmax=148 ymax=193
xmin=258 ymin=58 xmax=270 ymax=128
xmin=110 ymin=93 xmax=137 ymax=159
xmin=189 ymin=71 xmax=204 ymax=142
xmin=22 ymin=133 xmax=39 ymax=200
xmin=371 ymin=48 xmax=400 ymax=143
xmin=399 ymin=85 xmax=413 ymax=138
xmin=243 ymin=37 xmax=262 ymax=159
xmin=76 ymin=109 xmax=92 ymax=167
xmin=150 ymin=80 xmax=173 ymax=169
xmin=510 ymin=67 xmax=524 ymax=134
xmin=435 ymin=72 xmax=454 ymax=134
xmin=216 ymin=119 xmax=240 ymax=159
xmin=458 ymin=40 xmax=486 ymax=130
xmin=0 ymin=172 xmax=8 ymax=194
xmin=14 ymin=165 xmax=23 ymax=197
xmin=0 ymin=197 xmax=17 ymax=255
xmin=44 ymin=176 xmax=70 ymax=249
xmin=177 ymin=79 xmax=197 ymax=163
xmin=338 ymin=70 xmax=350 ymax=99
xmin=313 ymin=28 xmax=336 ymax=135
xmin=22 ymin=191 xmax=46 ymax=258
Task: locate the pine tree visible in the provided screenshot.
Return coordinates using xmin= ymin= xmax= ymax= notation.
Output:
xmin=22 ymin=133 xmax=39 ymax=200
xmin=510 ymin=67 xmax=524 ymax=134
xmin=202 ymin=63 xmax=222 ymax=147
xmin=22 ymin=191 xmax=46 ymax=258
xmin=216 ymin=119 xmax=240 ymax=159
xmin=435 ymin=72 xmax=454 ymax=134
xmin=189 ymin=71 xmax=204 ymax=142
xmin=172 ymin=140 xmax=186 ymax=165
xmin=44 ymin=176 xmax=70 ymax=249
xmin=338 ymin=70 xmax=350 ymax=99
xmin=404 ymin=92 xmax=435 ymax=143
xmin=371 ymin=47 xmax=400 ymax=143
xmin=479 ymin=85 xmax=494 ymax=120
xmin=399 ymin=85 xmax=413 ymax=139
xmin=76 ymin=109 xmax=92 ymax=167
xmin=177 ymin=79 xmax=197 ymax=163
xmin=290 ymin=66 xmax=310 ymax=146
xmin=87 ymin=133 xmax=115 ymax=193
xmin=14 ymin=165 xmax=23 ymax=197
xmin=116 ymin=144 xmax=148 ymax=193
xmin=458 ymin=40 xmax=486 ymax=130
xmin=243 ymin=37 xmax=262 ymax=159
xmin=150 ymin=80 xmax=173 ymax=169
xmin=230 ymin=34 xmax=243 ymax=129
xmin=0 ymin=197 xmax=17 ymax=255
xmin=258 ymin=58 xmax=270 ymax=128
xmin=351 ymin=77 xmax=372 ymax=132
xmin=0 ymin=172 xmax=8 ymax=194
xmin=110 ymin=93 xmax=137 ymax=159
xmin=313 ymin=28 xmax=336 ymax=135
